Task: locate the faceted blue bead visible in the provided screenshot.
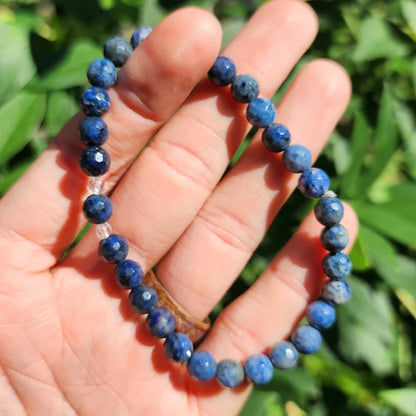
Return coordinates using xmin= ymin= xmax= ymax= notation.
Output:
xmin=187 ymin=351 xmax=217 ymax=381
xmin=283 ymin=145 xmax=312 ymax=173
xmin=129 ymin=285 xmax=158 ymax=314
xmin=104 ymin=37 xmax=132 ymax=67
xmin=269 ymin=341 xmax=298 ymax=370
xmin=114 ymin=259 xmax=143 ymax=289
xmin=314 ymin=197 xmax=344 ymax=227
xmin=163 ymin=332 xmax=194 ymax=363
xmin=83 ymin=194 xmax=113 ymax=224
xmin=298 ymin=168 xmax=330 ymax=199
xmin=246 ymin=98 xmax=276 ymax=128
xmin=291 ymin=325 xmax=322 ymax=354
xmin=216 ymin=359 xmax=245 ymax=388
xmin=306 ymin=301 xmax=336 ymax=330
xmin=320 ymin=224 xmax=349 ymax=252
xmin=262 ymin=123 xmax=291 ymax=153
xmin=98 ymin=234 xmax=128 ymax=264
xmin=243 ymin=354 xmax=274 ymax=385
xmin=131 ymin=26 xmax=152 ymax=49
xmin=322 ymin=252 xmax=352 ymax=279
xmin=80 ymin=87 xmax=110 ymax=117
xmin=146 ymin=308 xmax=176 ymax=338
xmin=231 ymin=74 xmax=259 ymax=103
xmin=80 ymin=146 xmax=111 ymax=177
xmin=87 ymin=58 xmax=117 ymax=89
xmin=79 ymin=117 xmax=109 ymax=146
xmin=322 ymin=279 xmax=351 ymax=306
xmin=208 ymin=56 xmax=236 ymax=86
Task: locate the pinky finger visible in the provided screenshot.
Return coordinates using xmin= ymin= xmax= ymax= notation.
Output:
xmin=192 ymin=204 xmax=358 ymax=416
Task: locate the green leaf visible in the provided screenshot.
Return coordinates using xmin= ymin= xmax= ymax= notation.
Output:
xmin=380 ymin=388 xmax=416 ymax=416
xmin=340 ymin=110 xmax=372 ymax=198
xmin=45 ymin=91 xmax=78 ymax=136
xmin=401 ymin=0 xmax=416 ymax=37
xmin=353 ymin=16 xmax=409 ymax=62
xmin=240 ymin=390 xmax=282 ymax=416
xmin=0 ymin=161 xmax=31 ymax=195
xmin=393 ymin=99 xmax=416 ymax=179
xmin=0 ymin=91 xmax=46 ymax=165
xmin=353 ymin=183 xmax=416 ymax=249
xmin=28 ymin=41 xmax=101 ymax=91
xmin=0 ymin=23 xmax=36 ymax=105
xmin=359 ymin=224 xmax=397 ymax=269
xmin=359 ymin=84 xmax=399 ymax=194
xmin=338 ymin=276 xmax=397 ymax=375
xmin=139 ymin=0 xmax=165 ymax=27
xmin=348 ymin=233 xmax=372 ymax=271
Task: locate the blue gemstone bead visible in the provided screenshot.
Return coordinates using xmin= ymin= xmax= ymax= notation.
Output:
xmin=246 ymin=98 xmax=276 ymax=128
xmin=216 ymin=359 xmax=245 ymax=388
xmin=163 ymin=332 xmax=194 ymax=363
xmin=314 ymin=197 xmax=344 ymax=227
xmin=80 ymin=146 xmax=111 ymax=177
xmin=298 ymin=168 xmax=330 ymax=199
xmin=146 ymin=308 xmax=176 ymax=338
xmin=208 ymin=56 xmax=236 ymax=86
xmin=322 ymin=279 xmax=351 ymax=306
xmin=282 ymin=145 xmax=312 ymax=173
xmin=262 ymin=123 xmax=291 ymax=153
xmin=80 ymin=87 xmax=110 ymax=117
xmin=83 ymin=194 xmax=113 ymax=224
xmin=291 ymin=325 xmax=322 ymax=354
xmin=231 ymin=74 xmax=259 ymax=103
xmin=320 ymin=224 xmax=349 ymax=252
xmin=306 ymin=301 xmax=336 ymax=330
xmin=114 ymin=259 xmax=143 ymax=289
xmin=187 ymin=351 xmax=217 ymax=381
xmin=87 ymin=58 xmax=117 ymax=89
xmin=129 ymin=285 xmax=158 ymax=314
xmin=79 ymin=117 xmax=109 ymax=146
xmin=322 ymin=252 xmax=352 ymax=279
xmin=98 ymin=234 xmax=128 ymax=264
xmin=269 ymin=341 xmax=298 ymax=370
xmin=243 ymin=354 xmax=274 ymax=385
xmin=131 ymin=26 xmax=152 ymax=48
xmin=104 ymin=37 xmax=132 ymax=67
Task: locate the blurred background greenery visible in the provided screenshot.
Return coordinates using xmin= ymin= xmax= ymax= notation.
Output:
xmin=0 ymin=0 xmax=415 ymax=414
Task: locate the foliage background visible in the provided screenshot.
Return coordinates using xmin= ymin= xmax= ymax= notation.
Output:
xmin=0 ymin=0 xmax=415 ymax=414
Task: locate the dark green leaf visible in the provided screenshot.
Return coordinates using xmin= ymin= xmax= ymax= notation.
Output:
xmin=353 ymin=16 xmax=409 ymax=62
xmin=45 ymin=91 xmax=78 ymax=136
xmin=0 ymin=91 xmax=46 ymax=165
xmin=340 ymin=110 xmax=372 ymax=198
xmin=0 ymin=23 xmax=36 ymax=105
xmin=349 ymin=233 xmax=373 ymax=271
xmin=359 ymin=84 xmax=399 ymax=193
xmin=28 ymin=41 xmax=101 ymax=91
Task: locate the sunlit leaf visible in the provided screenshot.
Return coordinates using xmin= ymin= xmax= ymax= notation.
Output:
xmin=353 ymin=16 xmax=409 ymax=62
xmin=0 ymin=22 xmax=36 ymax=105
xmin=380 ymin=388 xmax=416 ymax=416
xmin=401 ymin=0 xmax=416 ymax=37
xmin=0 ymin=91 xmax=46 ymax=165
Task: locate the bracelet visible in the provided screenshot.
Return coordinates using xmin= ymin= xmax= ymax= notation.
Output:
xmin=77 ymin=26 xmax=353 ymax=388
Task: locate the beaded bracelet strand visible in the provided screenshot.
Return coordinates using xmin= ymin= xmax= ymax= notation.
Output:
xmin=78 ymin=26 xmax=353 ymax=388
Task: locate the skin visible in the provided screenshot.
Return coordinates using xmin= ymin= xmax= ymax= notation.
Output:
xmin=0 ymin=1 xmax=358 ymax=415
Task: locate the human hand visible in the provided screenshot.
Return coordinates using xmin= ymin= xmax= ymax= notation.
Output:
xmin=0 ymin=1 xmax=358 ymax=415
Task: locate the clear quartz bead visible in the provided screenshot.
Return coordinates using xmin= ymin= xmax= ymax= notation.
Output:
xmin=88 ymin=177 xmax=105 ymax=195
xmin=323 ymin=190 xmax=337 ymax=198
xmin=95 ymin=222 xmax=112 ymax=240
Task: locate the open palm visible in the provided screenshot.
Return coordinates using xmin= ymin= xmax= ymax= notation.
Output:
xmin=0 ymin=1 xmax=358 ymax=415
